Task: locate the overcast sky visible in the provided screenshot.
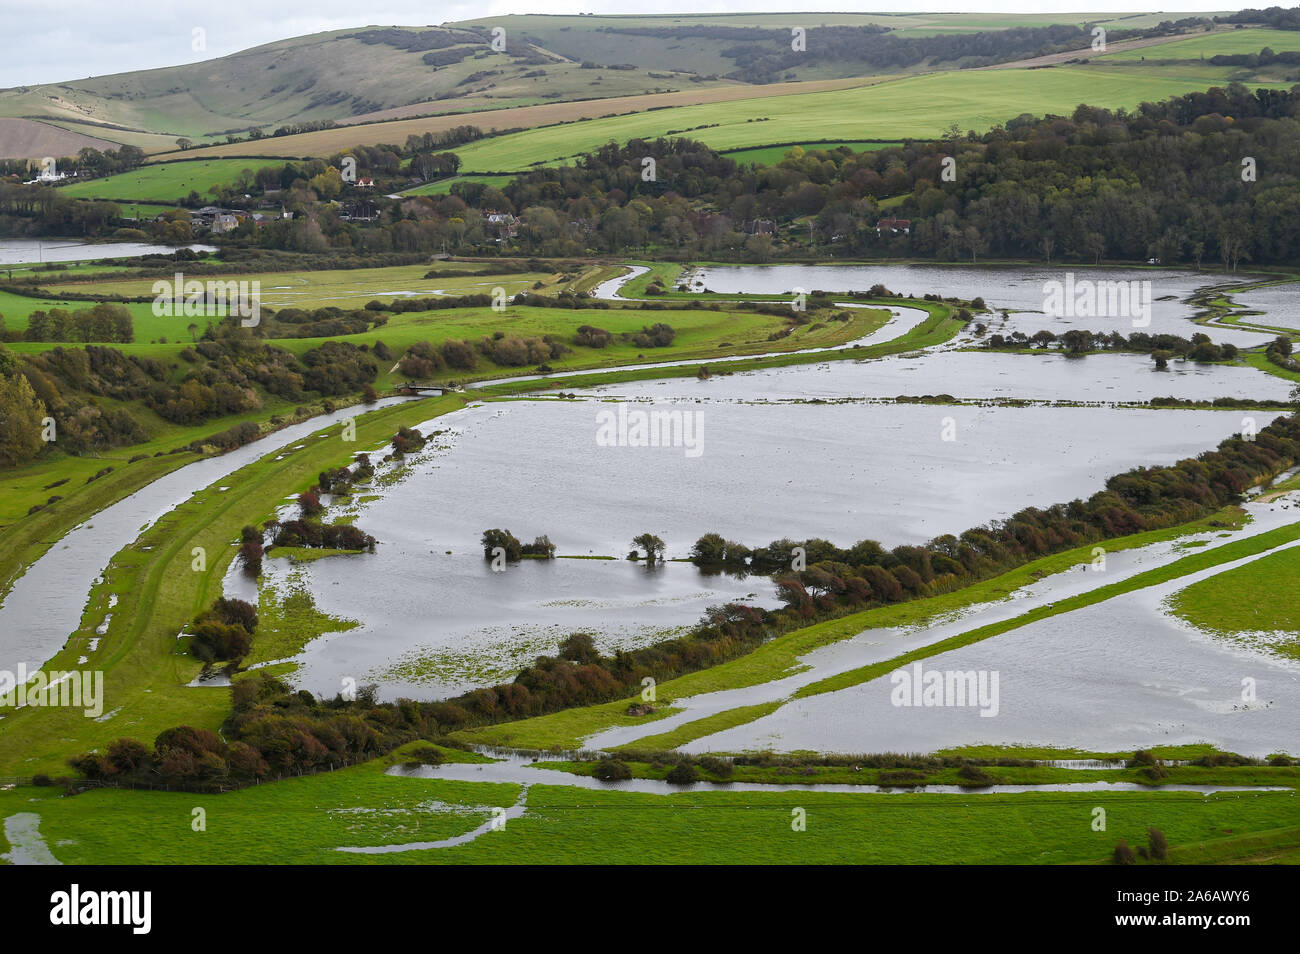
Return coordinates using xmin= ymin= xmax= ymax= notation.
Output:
xmin=0 ymin=1 xmax=1255 ymax=89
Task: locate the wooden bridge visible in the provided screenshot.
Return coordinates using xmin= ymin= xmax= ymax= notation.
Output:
xmin=396 ymin=381 xmax=464 ymax=396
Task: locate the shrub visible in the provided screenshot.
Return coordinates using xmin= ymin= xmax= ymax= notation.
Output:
xmin=698 ymin=755 xmax=733 ymax=779
xmin=404 ymin=745 xmax=445 ymax=766
xmin=593 ymin=759 xmax=632 ymax=781
xmin=1113 ymin=840 xmax=1137 ymax=865
xmin=1148 ymin=827 xmax=1168 ymax=860
xmin=666 ymin=762 xmax=698 ymax=785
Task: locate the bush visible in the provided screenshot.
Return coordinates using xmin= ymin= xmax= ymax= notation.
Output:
xmin=481 ymin=528 xmax=522 ymax=562
xmin=404 ymin=745 xmax=445 ymax=766
xmin=698 ymin=755 xmax=733 ymax=779
xmin=593 ymin=759 xmax=632 ymax=781
xmin=1112 ymin=840 xmax=1137 ymax=865
xmin=1148 ymin=827 xmax=1168 ymax=860
xmin=666 ymin=762 xmax=698 ymax=785
xmin=956 ymin=763 xmax=992 ymax=786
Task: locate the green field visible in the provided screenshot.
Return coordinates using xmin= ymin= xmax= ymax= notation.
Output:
xmin=1 ymin=753 xmax=1295 ymax=864
xmin=447 ymin=67 xmax=1287 ymax=171
xmin=58 ymin=159 xmax=284 ymax=203
xmin=1169 ymin=545 xmax=1300 ymax=657
xmin=1100 ymin=28 xmax=1300 ymax=60
xmin=402 ymin=174 xmax=517 ymax=197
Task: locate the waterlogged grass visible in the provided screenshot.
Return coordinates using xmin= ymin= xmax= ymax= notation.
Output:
xmin=454 ymin=506 xmax=1254 ymax=751
xmin=248 ymin=569 xmax=360 ymax=669
xmin=1168 ymin=545 xmax=1300 ymax=659
xmin=0 ymin=757 xmax=521 ymax=864
xmin=1245 ymin=350 xmax=1300 ymax=386
xmin=2 ymin=767 xmax=1295 ymax=864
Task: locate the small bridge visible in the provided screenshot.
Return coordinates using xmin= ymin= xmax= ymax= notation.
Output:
xmin=397 ymin=381 xmax=464 ymax=396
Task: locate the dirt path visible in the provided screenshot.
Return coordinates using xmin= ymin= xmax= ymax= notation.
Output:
xmin=975 ymin=26 xmax=1238 ymax=71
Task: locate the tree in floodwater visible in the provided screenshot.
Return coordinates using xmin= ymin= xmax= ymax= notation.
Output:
xmin=239 ymin=525 xmax=264 ymax=578
xmin=631 ymin=533 xmax=666 ymax=564
xmin=481 ymin=528 xmax=521 ymax=562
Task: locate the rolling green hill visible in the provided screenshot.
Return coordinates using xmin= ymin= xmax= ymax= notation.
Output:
xmin=442 ymin=65 xmax=1289 ymax=172
xmin=0 ymin=11 xmax=1254 ymax=159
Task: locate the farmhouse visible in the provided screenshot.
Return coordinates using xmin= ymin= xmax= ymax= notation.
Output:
xmin=876 ymin=218 xmax=911 ymax=235
xmin=484 ymin=209 xmax=518 ymax=241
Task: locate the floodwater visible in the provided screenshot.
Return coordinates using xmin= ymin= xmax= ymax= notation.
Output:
xmin=589 ymin=350 xmax=1295 ymax=405
xmin=1230 ymin=282 xmax=1300 ymax=331
xmin=577 ymin=500 xmax=1299 ymax=752
xmin=274 ymin=395 xmax=1262 ymax=701
xmin=0 ymin=239 xmax=217 ymax=266
xmin=693 ymin=264 xmax=1278 ymax=347
xmin=686 ymin=514 xmax=1300 ymax=758
xmin=0 ymin=398 xmax=413 ymax=675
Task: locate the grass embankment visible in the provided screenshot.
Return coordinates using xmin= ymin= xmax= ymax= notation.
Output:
xmin=0 ymin=395 xmax=362 ymax=601
xmin=0 ymin=756 xmax=1294 ymax=864
xmin=451 ymin=506 xmax=1252 ymax=751
xmin=478 ymin=300 xmax=959 ymax=397
xmin=0 ymin=396 xmax=466 ymax=777
xmin=1168 ymin=545 xmax=1300 ymax=659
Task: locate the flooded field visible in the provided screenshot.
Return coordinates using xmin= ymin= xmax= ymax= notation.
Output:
xmin=268 ymin=392 xmax=1262 ymax=700
xmin=591 ymin=350 xmax=1294 ymax=405
xmin=0 ymin=239 xmax=216 ymax=265
xmin=1231 ymin=282 xmax=1300 ymax=331
xmin=692 ymin=263 xmax=1278 ymax=347
xmin=683 ymin=512 xmax=1300 ymax=758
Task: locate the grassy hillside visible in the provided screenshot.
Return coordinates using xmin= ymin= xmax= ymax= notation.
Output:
xmin=146 ymin=78 xmax=880 ymax=164
xmin=442 ymin=65 xmax=1285 ymax=172
xmin=1100 ymin=26 xmax=1300 ymax=59
xmin=1 ymin=11 xmax=1253 ymax=160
